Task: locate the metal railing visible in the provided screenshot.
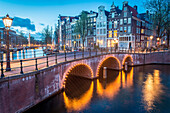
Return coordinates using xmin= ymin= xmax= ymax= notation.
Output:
xmin=0 ymin=47 xmax=169 ymax=78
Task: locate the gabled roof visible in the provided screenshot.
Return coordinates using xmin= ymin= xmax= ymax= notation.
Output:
xmin=128 ymin=5 xmax=138 ymax=17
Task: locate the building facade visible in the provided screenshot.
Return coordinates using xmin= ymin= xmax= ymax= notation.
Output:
xmin=96 ymin=6 xmax=109 ymax=48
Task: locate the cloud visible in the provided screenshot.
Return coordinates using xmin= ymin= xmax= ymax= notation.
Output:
xmin=39 ymin=23 xmax=45 ymax=26
xmin=0 ymin=16 xmax=36 ymax=31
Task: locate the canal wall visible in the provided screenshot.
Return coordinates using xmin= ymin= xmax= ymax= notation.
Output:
xmin=0 ymin=52 xmax=169 ymax=113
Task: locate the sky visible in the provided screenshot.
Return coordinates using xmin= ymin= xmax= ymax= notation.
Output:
xmin=0 ymin=0 xmax=146 ymax=39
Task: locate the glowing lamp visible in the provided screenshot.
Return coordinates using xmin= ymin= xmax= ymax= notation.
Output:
xmin=2 ymin=14 xmax=13 ymax=28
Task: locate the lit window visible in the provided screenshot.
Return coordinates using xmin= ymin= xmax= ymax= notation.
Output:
xmin=128 ymin=18 xmax=131 ymax=24
xmin=114 ymin=30 xmax=117 ymax=37
xmin=109 ymin=31 xmax=112 ymax=37
xmin=94 ymin=18 xmax=96 ymax=22
xmin=124 ymin=26 xmax=127 ymax=32
xmin=141 ymin=29 xmax=144 ymax=33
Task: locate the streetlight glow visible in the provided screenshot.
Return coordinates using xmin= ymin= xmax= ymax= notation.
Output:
xmin=2 ymin=14 xmax=13 ymax=28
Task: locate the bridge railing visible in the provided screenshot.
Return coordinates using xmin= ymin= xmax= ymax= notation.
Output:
xmin=0 ymin=47 xmax=169 ymax=78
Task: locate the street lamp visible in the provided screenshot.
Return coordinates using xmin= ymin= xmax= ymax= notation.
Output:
xmin=2 ymin=14 xmax=13 ymax=71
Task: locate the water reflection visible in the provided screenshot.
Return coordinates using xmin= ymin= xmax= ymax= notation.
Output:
xmin=142 ymin=70 xmax=164 ymax=112
xmin=63 ymin=76 xmax=93 ymax=112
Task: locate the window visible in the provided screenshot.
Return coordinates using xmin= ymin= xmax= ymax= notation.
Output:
xmin=120 ymin=27 xmax=123 ymax=32
xmin=124 ymin=18 xmax=127 ymax=24
xmin=103 ymin=29 xmax=106 ymax=34
xmin=103 ymin=22 xmax=106 ymax=27
xmin=109 ymin=31 xmax=112 ymax=38
xmin=109 ymin=22 xmax=112 ymax=29
xmin=114 ymin=21 xmax=118 ymax=28
xmin=124 ymin=12 xmax=127 ymax=17
xmin=114 ymin=30 xmax=117 ymax=37
xmin=120 ymin=19 xmax=123 ymax=25
xmin=141 ymin=29 xmax=144 ymax=33
xmin=100 ymin=29 xmax=102 ymax=34
xmin=100 ymin=22 xmax=102 ymax=27
xmin=128 ymin=26 xmax=131 ymax=33
xmin=97 ymin=22 xmax=99 ymax=27
xmin=97 ymin=29 xmax=99 ymax=34
xmin=124 ymin=7 xmax=127 ymax=11
xmin=94 ymin=29 xmax=96 ymax=35
xmin=128 ymin=18 xmax=131 ymax=24
xmin=112 ymin=13 xmax=115 ymax=18
xmin=94 ymin=18 xmax=96 ymax=22
xmin=124 ymin=26 xmax=127 ymax=32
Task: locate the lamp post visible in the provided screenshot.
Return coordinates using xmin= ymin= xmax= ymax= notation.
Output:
xmin=2 ymin=14 xmax=13 ymax=71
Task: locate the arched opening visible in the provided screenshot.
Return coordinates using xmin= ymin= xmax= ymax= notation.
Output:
xmin=122 ymin=55 xmax=133 ymax=67
xmin=97 ymin=57 xmax=121 ymax=77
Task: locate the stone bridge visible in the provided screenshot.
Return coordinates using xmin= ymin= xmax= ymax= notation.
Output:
xmin=0 ymin=52 xmax=170 ymax=113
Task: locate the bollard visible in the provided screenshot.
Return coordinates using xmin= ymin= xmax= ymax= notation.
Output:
xmin=55 ymin=53 xmax=57 ymax=64
xmin=125 ymin=62 xmax=128 ymax=71
xmin=103 ymin=67 xmax=107 ymax=79
xmin=1 ymin=61 xmax=4 ymax=78
xmin=20 ymin=60 xmax=23 ymax=74
xmin=35 ymin=58 xmax=38 ymax=70
xmin=65 ymin=51 xmax=67 ymax=61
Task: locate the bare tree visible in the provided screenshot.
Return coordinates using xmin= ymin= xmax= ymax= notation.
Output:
xmin=42 ymin=25 xmax=52 ymax=46
xmin=144 ymin=0 xmax=169 ymax=46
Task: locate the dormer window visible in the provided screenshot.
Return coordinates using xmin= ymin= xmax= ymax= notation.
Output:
xmin=112 ymin=13 xmax=115 ymax=18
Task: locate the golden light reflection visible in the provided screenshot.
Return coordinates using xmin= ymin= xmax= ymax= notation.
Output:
xmin=126 ymin=67 xmax=134 ymax=87
xmin=142 ymin=70 xmax=163 ymax=112
xmin=96 ymin=72 xmax=121 ymax=100
xmin=63 ymin=81 xmax=94 ymax=112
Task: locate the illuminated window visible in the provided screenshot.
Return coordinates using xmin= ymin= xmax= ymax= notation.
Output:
xmin=114 ymin=30 xmax=117 ymax=37
xmin=94 ymin=18 xmax=96 ymax=22
xmin=141 ymin=29 xmax=144 ymax=33
xmin=109 ymin=31 xmax=112 ymax=38
xmin=124 ymin=26 xmax=127 ymax=32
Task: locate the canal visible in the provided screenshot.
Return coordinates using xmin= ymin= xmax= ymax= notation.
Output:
xmin=1 ymin=47 xmax=45 ymax=61
xmin=25 ymin=65 xmax=170 ymax=113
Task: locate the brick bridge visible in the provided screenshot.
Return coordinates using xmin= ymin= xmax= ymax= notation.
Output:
xmin=0 ymin=52 xmax=170 ymax=113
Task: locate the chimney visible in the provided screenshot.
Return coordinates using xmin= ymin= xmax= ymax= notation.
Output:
xmin=133 ymin=5 xmax=137 ymax=11
xmin=123 ymin=1 xmax=128 ymax=6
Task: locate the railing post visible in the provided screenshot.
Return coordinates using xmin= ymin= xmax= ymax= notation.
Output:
xmin=74 ymin=50 xmax=76 ymax=60
xmin=35 ymin=58 xmax=38 ymax=70
xmin=34 ymin=49 xmax=36 ymax=58
xmin=46 ymin=56 xmax=49 ymax=67
xmin=82 ymin=48 xmax=84 ymax=58
xmin=23 ymin=50 xmax=25 ymax=59
xmin=20 ymin=60 xmax=23 ymax=74
xmin=1 ymin=61 xmax=4 ymax=78
xmin=65 ymin=50 xmax=67 ymax=61
xmin=55 ymin=53 xmax=57 ymax=64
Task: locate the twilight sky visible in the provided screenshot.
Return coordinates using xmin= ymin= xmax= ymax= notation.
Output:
xmin=0 ymin=0 xmax=146 ymax=35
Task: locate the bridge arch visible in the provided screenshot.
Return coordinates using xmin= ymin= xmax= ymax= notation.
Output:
xmin=122 ymin=55 xmax=133 ymax=67
xmin=63 ymin=63 xmax=93 ymax=87
xmin=96 ymin=56 xmax=121 ymax=77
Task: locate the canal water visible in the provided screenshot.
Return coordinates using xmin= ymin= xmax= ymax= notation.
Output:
xmin=25 ymin=65 xmax=170 ymax=113
xmin=1 ymin=47 xmax=45 ymax=61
